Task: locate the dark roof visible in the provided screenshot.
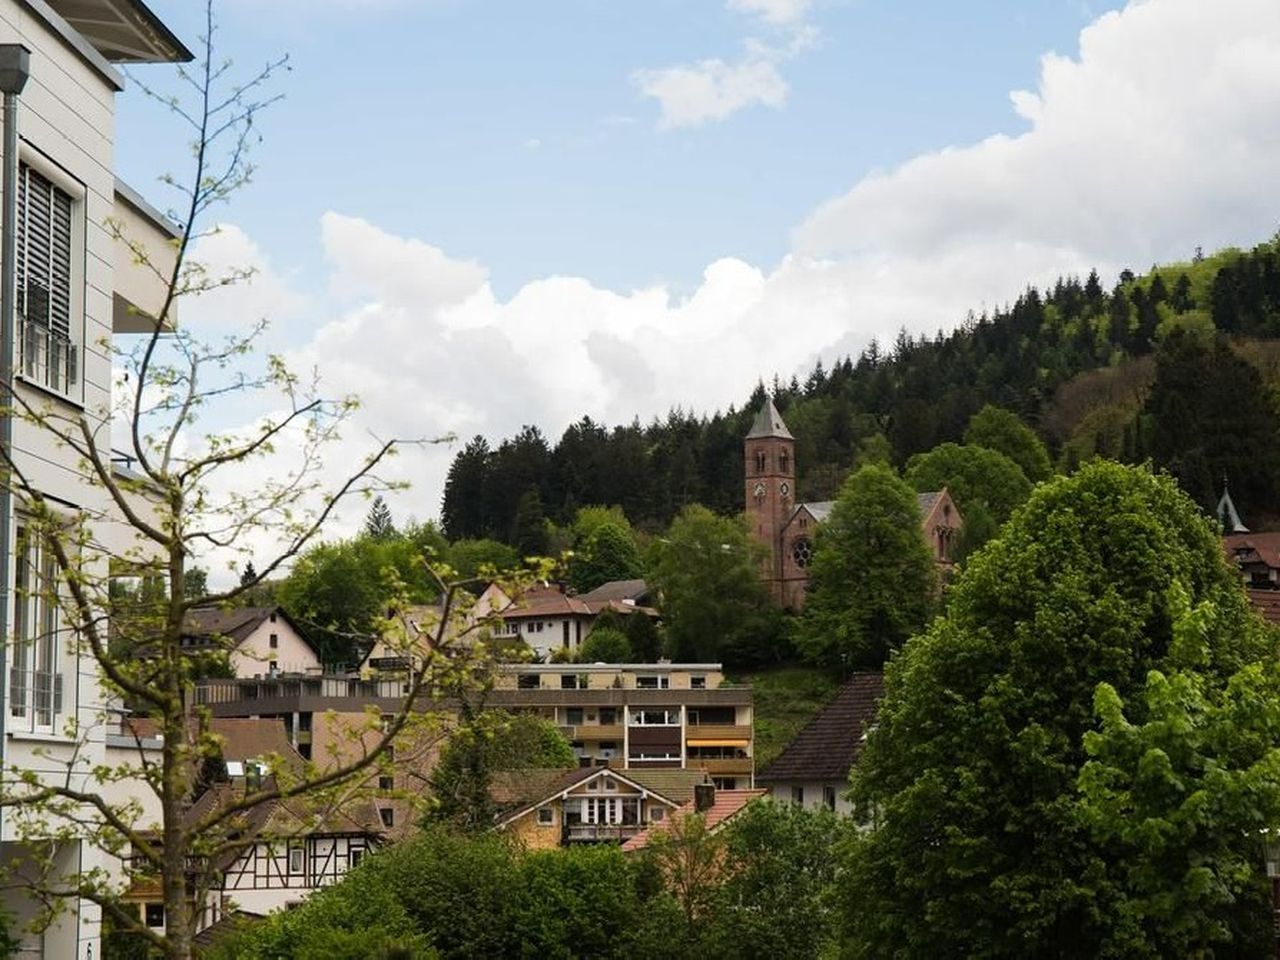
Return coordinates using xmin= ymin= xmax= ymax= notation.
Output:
xmin=182 ymin=606 xmax=317 ymax=654
xmin=1226 ymin=532 xmax=1280 ymax=570
xmin=192 ymin=910 xmax=264 ymax=952
xmin=758 ymin=673 xmax=885 ymax=783
xmin=1248 ymin=589 xmax=1280 ymax=626
xmin=917 ymin=491 xmax=940 ymax=516
xmin=579 ymin=579 xmax=652 ymax=604
xmin=745 ymin=399 xmax=794 ymax=440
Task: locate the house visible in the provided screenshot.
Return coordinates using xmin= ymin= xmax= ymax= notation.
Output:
xmin=477 ymin=581 xmax=659 ymax=662
xmin=0 ymin=3 xmax=189 ymax=955
xmin=744 ymin=399 xmax=963 ymax=609
xmin=109 ymin=716 xmax=387 ymax=932
xmin=492 ymin=765 xmax=707 ymax=850
xmin=1224 ymin=532 xmax=1280 ymax=591
xmin=620 ymin=782 xmax=768 ymax=853
xmin=756 ymin=672 xmax=885 ymax=815
xmin=183 ymin=606 xmax=322 ymax=678
xmin=578 ymin=578 xmax=657 ymax=609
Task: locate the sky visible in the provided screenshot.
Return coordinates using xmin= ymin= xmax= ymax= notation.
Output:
xmin=110 ymin=0 xmax=1280 ymax=564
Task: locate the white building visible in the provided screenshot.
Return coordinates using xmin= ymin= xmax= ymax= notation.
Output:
xmin=0 ymin=2 xmax=187 ymax=956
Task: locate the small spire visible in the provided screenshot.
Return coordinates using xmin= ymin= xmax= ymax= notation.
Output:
xmin=745 ymin=398 xmax=794 ymax=440
xmin=1217 ymin=476 xmax=1248 ymax=533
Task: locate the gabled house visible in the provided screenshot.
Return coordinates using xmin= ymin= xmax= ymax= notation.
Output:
xmin=183 ymin=606 xmax=321 ymax=678
xmin=492 ymin=765 xmax=707 ymax=850
xmin=756 ymin=672 xmax=885 ymax=815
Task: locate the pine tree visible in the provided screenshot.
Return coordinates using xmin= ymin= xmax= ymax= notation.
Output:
xmin=364 ymin=495 xmax=395 ymax=539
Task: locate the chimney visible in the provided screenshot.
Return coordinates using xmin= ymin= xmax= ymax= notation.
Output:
xmin=694 ymin=781 xmax=715 ymax=813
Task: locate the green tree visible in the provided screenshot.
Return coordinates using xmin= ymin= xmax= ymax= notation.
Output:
xmin=511 ymin=487 xmax=550 ymax=556
xmin=705 ymin=800 xmax=845 ymax=959
xmin=796 ymin=464 xmax=935 ymax=672
xmin=427 ymin=709 xmax=576 ymax=830
xmin=964 ymin=404 xmax=1053 ymax=482
xmin=578 ymin=627 xmax=632 ymax=663
xmin=445 ymin=538 xmax=519 ymax=585
xmin=840 ymin=462 xmax=1274 ymax=958
xmin=905 ymin=442 xmax=1032 ymax=557
xmin=646 ymin=506 xmax=782 ymax=665
xmin=1075 ymin=585 xmax=1280 ymax=957
xmin=364 ymin=494 xmax=396 ymax=539
xmin=625 ymin=611 xmax=664 ymax=662
xmin=569 ymin=521 xmax=643 ymax=593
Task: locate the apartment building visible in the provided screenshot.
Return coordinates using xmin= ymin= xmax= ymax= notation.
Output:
xmin=196 ymin=662 xmax=755 ymax=789
xmin=0 ymin=3 xmax=188 ymax=956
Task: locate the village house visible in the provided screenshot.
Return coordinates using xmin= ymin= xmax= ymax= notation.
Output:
xmin=183 ymin=605 xmax=322 ymax=678
xmin=757 ymin=672 xmax=884 ymax=815
xmin=744 ymin=399 xmax=963 ymax=609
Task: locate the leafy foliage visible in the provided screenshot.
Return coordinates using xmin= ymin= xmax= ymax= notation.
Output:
xmin=964 ymin=404 xmax=1053 ymax=482
xmin=796 ymin=464 xmax=936 ymax=672
xmin=904 ymin=442 xmax=1031 ymax=556
xmin=840 ymin=461 xmax=1275 ymax=958
xmin=568 ymin=520 xmax=643 ymax=593
xmin=577 ymin=627 xmax=632 ymax=663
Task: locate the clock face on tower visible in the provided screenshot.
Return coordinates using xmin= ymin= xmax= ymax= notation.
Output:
xmin=779 ymin=481 xmax=790 ymax=497
xmin=753 ymin=481 xmax=766 ymax=499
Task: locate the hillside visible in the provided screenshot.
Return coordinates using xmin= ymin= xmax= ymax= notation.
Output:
xmin=442 ymin=235 xmax=1280 ymax=540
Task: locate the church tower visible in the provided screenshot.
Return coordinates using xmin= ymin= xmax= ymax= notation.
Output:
xmin=744 ymin=398 xmax=795 ymax=601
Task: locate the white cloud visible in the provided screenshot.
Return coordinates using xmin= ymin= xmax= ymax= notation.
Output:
xmin=727 ymin=0 xmax=810 ymax=26
xmin=156 ymin=0 xmax=1280 ymax=578
xmin=632 ymin=54 xmax=789 ymax=130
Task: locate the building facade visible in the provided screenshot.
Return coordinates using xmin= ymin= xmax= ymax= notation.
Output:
xmin=0 ymin=4 xmax=187 ymax=956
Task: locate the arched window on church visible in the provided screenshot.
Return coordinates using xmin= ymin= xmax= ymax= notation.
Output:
xmin=755 ymin=449 xmax=766 ymax=474
xmin=780 ymin=450 xmax=789 ymax=474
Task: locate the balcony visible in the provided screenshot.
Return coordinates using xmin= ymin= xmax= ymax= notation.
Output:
xmin=19 ymin=318 xmax=77 ymax=395
xmin=685 ymin=724 xmax=751 ymax=741
xmin=687 ymin=757 xmax=753 ymax=775
xmin=564 ymin=823 xmax=642 ymax=843
xmin=560 ymin=723 xmax=625 ymax=741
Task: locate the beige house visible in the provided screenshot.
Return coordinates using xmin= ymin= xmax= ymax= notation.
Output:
xmin=183 ymin=606 xmax=322 ymax=678
xmin=0 ymin=2 xmax=188 ymax=956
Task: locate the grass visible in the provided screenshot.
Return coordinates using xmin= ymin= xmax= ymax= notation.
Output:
xmin=727 ymin=665 xmax=840 ymax=770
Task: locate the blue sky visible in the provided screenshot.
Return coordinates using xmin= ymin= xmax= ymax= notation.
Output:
xmin=108 ymin=1 xmax=1280 ymax=541
xmin=119 ymin=1 xmax=1120 ymax=298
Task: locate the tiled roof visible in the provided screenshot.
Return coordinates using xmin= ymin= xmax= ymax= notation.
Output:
xmin=758 ymin=673 xmax=885 ymax=783
xmin=498 ymin=585 xmax=594 ymax=619
xmin=621 ymin=788 xmax=768 ymax=852
xmin=579 ymin=579 xmax=651 ymax=604
xmin=624 ymin=768 xmax=708 ymax=806
xmin=917 ymin=491 xmax=940 ymax=517
xmin=1248 ymin=589 xmax=1280 ymax=626
xmin=182 ymin=606 xmax=316 ymax=653
xmin=123 ymin=716 xmax=300 ymax=770
xmin=745 ymin=399 xmax=794 ymax=440
xmin=1226 ymin=532 xmax=1280 ymax=570
xmin=489 ymin=767 xmax=592 ymax=812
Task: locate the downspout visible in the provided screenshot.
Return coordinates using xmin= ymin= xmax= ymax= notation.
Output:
xmin=0 ymin=44 xmax=31 ymax=838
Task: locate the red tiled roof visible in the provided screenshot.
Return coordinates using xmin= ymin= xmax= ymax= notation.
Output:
xmin=497 ymin=585 xmax=594 ymax=620
xmin=1225 ymin=532 xmax=1280 ymax=570
xmin=757 ymin=673 xmax=885 ymax=784
xmin=621 ymin=788 xmax=767 ymax=852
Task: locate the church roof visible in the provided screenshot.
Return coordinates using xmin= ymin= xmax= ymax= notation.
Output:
xmin=917 ymin=491 xmax=940 ymax=517
xmin=745 ymin=399 xmax=794 ymax=440
xmin=796 ymin=501 xmax=834 ymax=522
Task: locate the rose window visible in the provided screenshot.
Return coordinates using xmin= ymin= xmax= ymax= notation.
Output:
xmin=792 ymin=537 xmax=813 ymax=568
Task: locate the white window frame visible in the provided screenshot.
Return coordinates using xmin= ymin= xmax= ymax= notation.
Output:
xmin=537 ymin=806 xmax=554 ymax=825
xmin=15 ymin=150 xmax=84 ymax=402
xmin=288 ymin=844 xmax=305 ymax=876
xmin=10 ymin=519 xmax=66 ymax=732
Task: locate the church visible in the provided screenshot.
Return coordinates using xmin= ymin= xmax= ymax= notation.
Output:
xmin=744 ymin=399 xmax=963 ymax=610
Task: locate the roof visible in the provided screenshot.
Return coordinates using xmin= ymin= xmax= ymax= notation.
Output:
xmin=182 ymin=606 xmax=317 ymax=654
xmin=45 ymin=0 xmax=193 ymax=62
xmin=1248 ymin=589 xmax=1280 ymax=626
xmin=1225 ymin=532 xmax=1280 ymax=570
xmin=492 ymin=766 xmax=705 ymax=828
xmin=121 ymin=716 xmax=300 ymax=769
xmin=192 ymin=911 xmax=264 ymax=952
xmin=497 ymin=584 xmax=594 ymax=619
xmin=796 ymin=501 xmax=834 ymax=523
xmin=758 ymin=672 xmax=885 ymax=783
xmin=917 ymin=491 xmax=940 ymax=516
xmin=621 ymin=788 xmax=767 ymax=852
xmin=579 ymin=579 xmax=652 ymax=604
xmin=745 ymin=399 xmax=794 ymax=440
xmin=1217 ymin=483 xmax=1248 ymax=533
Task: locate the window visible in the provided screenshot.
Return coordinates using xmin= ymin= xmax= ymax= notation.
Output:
xmin=379 ymin=807 xmax=394 ymax=828
xmin=537 ymin=806 xmax=554 ymax=825
xmin=11 ymin=523 xmax=62 ymax=727
xmin=629 ymin=708 xmax=680 ymax=726
xmin=792 ymin=537 xmax=813 ymax=568
xmin=288 ymin=845 xmax=304 ymax=874
xmin=780 ymin=450 xmax=789 ymax=473
xmin=517 ymin=673 xmax=540 ymax=690
xmin=754 ymin=449 xmax=765 ymax=473
xmin=145 ymin=903 xmax=165 ymax=928
xmin=269 ymin=633 xmax=279 ymax=649
xmin=349 ymin=847 xmax=364 ymax=869
xmin=599 ymin=707 xmax=617 ymax=725
xmin=712 ymin=777 xmax=737 ymax=790
xmin=791 ymin=785 xmax=804 ymax=805
xmin=17 ymin=163 xmax=77 ymax=395
xmin=649 ymin=807 xmax=665 ymax=822
xmin=823 ymin=785 xmax=837 ymax=810
xmin=690 ymin=675 xmax=706 ymax=690
xmin=636 ymin=675 xmax=670 ymax=690
xmin=270 ymin=612 xmax=278 ymax=623
xmin=603 ymin=777 xmax=616 ymax=792
xmin=566 ymin=708 xmax=584 ymax=726
xmin=379 ymin=775 xmax=394 ymax=791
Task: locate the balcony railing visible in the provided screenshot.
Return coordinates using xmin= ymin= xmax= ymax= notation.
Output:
xmin=565 ymin=823 xmax=642 ymax=843
xmin=20 ymin=318 xmax=77 ymax=395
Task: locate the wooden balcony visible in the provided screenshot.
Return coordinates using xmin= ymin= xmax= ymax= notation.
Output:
xmin=565 ymin=823 xmax=642 ymax=843
xmin=687 ymin=757 xmax=753 ymax=775
xmin=685 ymin=724 xmax=751 ymax=742
xmin=564 ymin=723 xmax=625 ymax=740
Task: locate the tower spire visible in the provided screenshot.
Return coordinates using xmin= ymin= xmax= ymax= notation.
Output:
xmin=1217 ymin=476 xmax=1248 ymax=533
xmin=746 ymin=397 xmax=793 ymax=440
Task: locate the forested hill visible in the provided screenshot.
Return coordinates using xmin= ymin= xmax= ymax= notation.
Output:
xmin=442 ymin=235 xmax=1280 ymax=541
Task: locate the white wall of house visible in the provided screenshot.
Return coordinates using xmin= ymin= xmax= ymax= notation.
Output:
xmin=505 ymin=616 xmax=590 ymax=660
xmin=220 ymin=835 xmax=369 ymax=918
xmin=230 ymin=616 xmax=320 ymax=678
xmin=766 ymin=780 xmax=854 ymax=816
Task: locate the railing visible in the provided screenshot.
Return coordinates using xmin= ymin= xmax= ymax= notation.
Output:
xmin=559 ymin=723 xmax=625 ymax=740
xmin=685 ymin=724 xmax=752 ymax=740
xmin=565 ymin=823 xmax=642 ymax=842
xmin=194 ymin=676 xmax=409 ymax=705
xmin=20 ymin=318 xmax=77 ymax=394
